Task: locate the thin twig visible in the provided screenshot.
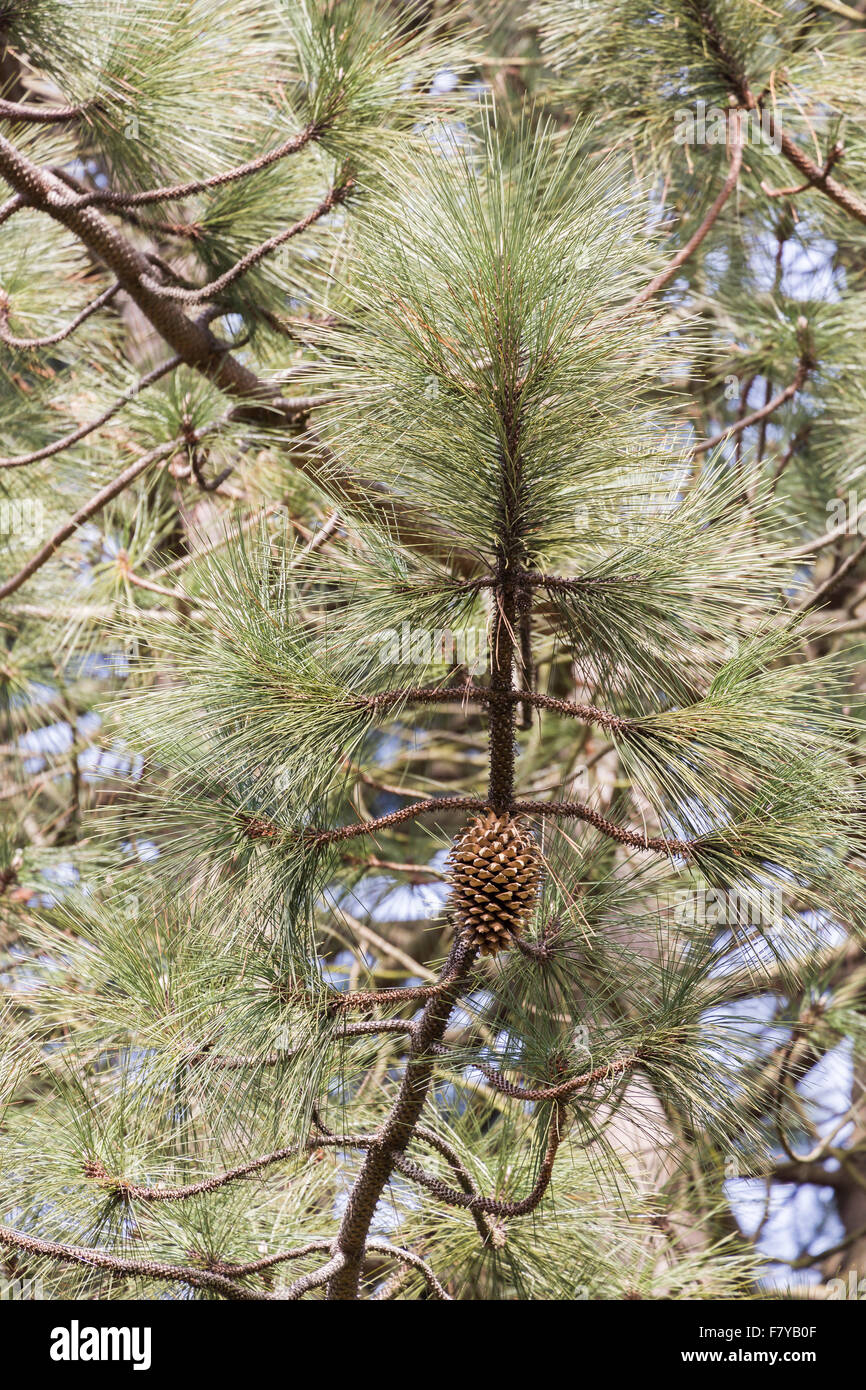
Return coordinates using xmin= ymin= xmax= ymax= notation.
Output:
xmin=468 ymin=1051 xmax=641 ymax=1104
xmin=0 ymin=353 xmax=182 ymax=470
xmin=366 ymin=682 xmax=629 ymax=733
xmin=210 ymin=1239 xmax=333 ymax=1275
xmin=0 ymin=97 xmax=92 ymax=124
xmin=242 ymin=796 xmax=488 ymax=846
xmin=242 ymin=792 xmax=691 ymax=859
xmin=392 ymin=1102 xmax=568 ymax=1219
xmin=796 ymin=537 xmax=866 ymax=612
xmin=511 ymin=800 xmax=691 ymax=857
xmin=0 ymin=1223 xmax=265 ymax=1300
xmin=0 ymin=423 xmax=222 ymax=599
xmin=143 ymin=179 xmax=354 ymax=304
xmin=364 ymin=1240 xmax=451 ymax=1300
xmin=57 ymin=123 xmax=320 ymax=210
xmin=624 ymin=133 xmax=743 ymax=313
xmin=83 ymin=1145 xmax=305 ymax=1201
xmin=283 ymin=1255 xmax=344 ymax=1300
xmin=0 ymin=282 xmax=120 ymax=350
xmin=692 ymin=335 xmax=812 ymax=457
xmin=0 ymin=193 xmax=24 ymax=225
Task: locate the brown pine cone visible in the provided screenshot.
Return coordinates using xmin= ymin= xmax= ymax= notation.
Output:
xmin=448 ymin=811 xmax=542 ymax=956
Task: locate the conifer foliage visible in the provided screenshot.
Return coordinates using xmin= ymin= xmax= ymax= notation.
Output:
xmin=2 ymin=1 xmax=866 ymax=1302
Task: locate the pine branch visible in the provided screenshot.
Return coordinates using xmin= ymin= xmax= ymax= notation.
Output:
xmin=0 ymin=129 xmax=478 ymax=584
xmin=761 ymin=142 xmax=845 ymax=200
xmin=511 ymin=801 xmax=692 ymax=857
xmin=368 ymin=1266 xmax=413 ymax=1300
xmin=208 ymin=1239 xmax=334 ymax=1275
xmin=0 ymin=352 xmax=181 ymax=470
xmin=326 ymin=936 xmax=477 ymax=1298
xmin=0 ymin=281 xmax=120 ymax=350
xmin=142 ymin=177 xmax=354 ymax=304
xmin=771 ymin=125 xmax=866 ymax=226
xmin=467 ymin=1052 xmax=642 ymax=1104
xmin=0 ymin=133 xmax=330 ymax=434
xmin=392 ymin=1101 xmax=567 ymax=1220
xmin=797 ymin=537 xmax=866 ymax=612
xmin=411 ymin=1126 xmax=499 ymax=1245
xmin=242 ymin=797 xmax=488 ymax=845
xmin=313 ymin=1109 xmax=496 ymax=1245
xmin=0 ymin=425 xmax=222 ymax=599
xmin=284 ymin=1256 xmax=346 ymax=1300
xmin=0 ymin=1223 xmax=266 ymax=1300
xmin=0 ymin=192 xmax=23 ymax=224
xmin=624 ymin=130 xmax=743 ymax=312
xmin=692 ymin=323 xmax=814 ymax=457
xmin=83 ymin=1145 xmax=308 ymax=1201
xmin=57 ymin=123 xmax=320 ymax=210
xmin=0 ymin=97 xmax=92 ymax=123
xmin=329 ymin=983 xmax=450 ymax=1011
xmin=217 ymin=1235 xmax=461 ymax=1301
xmin=363 ymin=1241 xmax=451 ymax=1300
xmin=241 ymin=793 xmax=690 ymax=859
xmin=367 ymin=683 xmax=629 ymax=732
xmin=81 ymin=1116 xmax=501 ymax=1224
xmin=691 ymin=0 xmax=866 ymax=224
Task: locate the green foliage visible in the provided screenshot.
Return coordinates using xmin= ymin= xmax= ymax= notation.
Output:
xmin=3 ymin=0 xmax=866 ymax=1303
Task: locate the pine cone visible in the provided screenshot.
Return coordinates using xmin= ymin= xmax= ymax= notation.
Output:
xmin=448 ymin=811 xmax=542 ymax=956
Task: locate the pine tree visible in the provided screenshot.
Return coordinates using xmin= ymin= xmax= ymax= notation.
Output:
xmin=2 ymin=0 xmax=866 ymax=1303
